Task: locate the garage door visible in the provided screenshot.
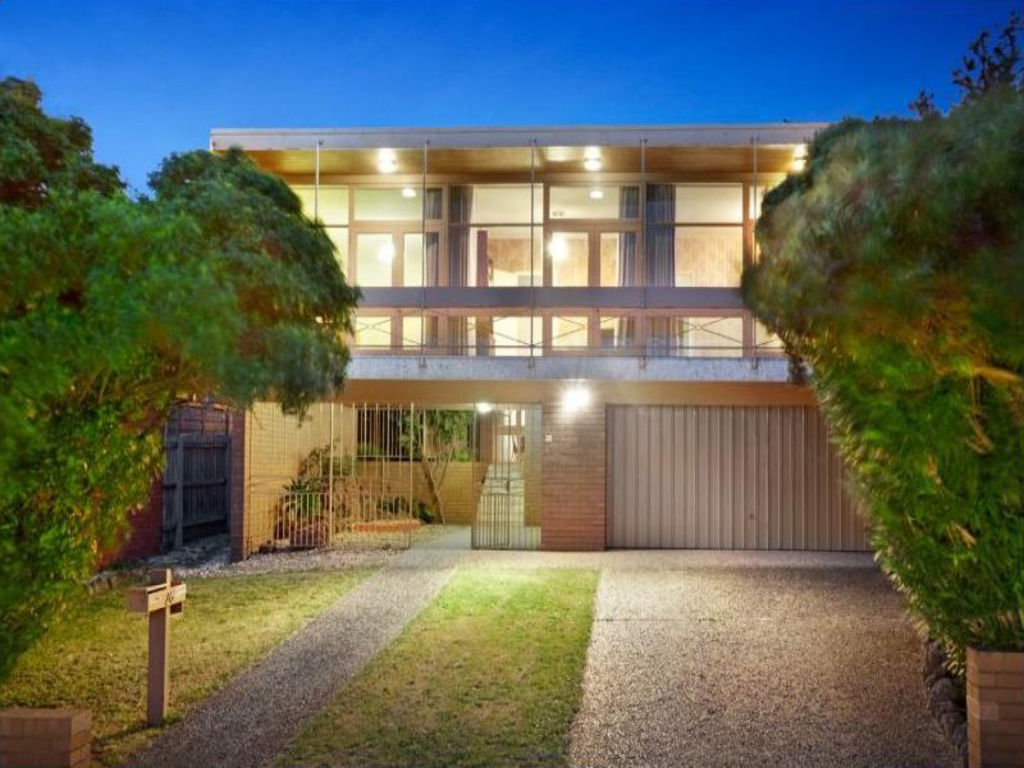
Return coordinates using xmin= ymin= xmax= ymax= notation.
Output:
xmin=606 ymin=405 xmax=868 ymax=550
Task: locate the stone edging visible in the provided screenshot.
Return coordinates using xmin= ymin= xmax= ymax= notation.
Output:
xmin=923 ymin=638 xmax=967 ymax=761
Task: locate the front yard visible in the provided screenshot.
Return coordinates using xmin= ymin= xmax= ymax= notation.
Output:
xmin=0 ymin=567 xmax=375 ymax=766
xmin=280 ymin=567 xmax=599 ymax=767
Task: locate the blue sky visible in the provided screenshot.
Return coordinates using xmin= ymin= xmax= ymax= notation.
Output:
xmin=0 ymin=0 xmax=1016 ymax=192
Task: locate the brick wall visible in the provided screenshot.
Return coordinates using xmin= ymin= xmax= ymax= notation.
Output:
xmin=540 ymin=400 xmax=606 ymax=550
xmin=966 ymin=647 xmax=1023 ymax=768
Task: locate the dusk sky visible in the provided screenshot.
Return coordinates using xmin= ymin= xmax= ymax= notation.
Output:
xmin=1 ymin=0 xmax=1017 ymax=192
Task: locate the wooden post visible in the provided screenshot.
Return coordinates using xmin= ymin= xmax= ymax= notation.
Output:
xmin=126 ymin=569 xmax=186 ymax=727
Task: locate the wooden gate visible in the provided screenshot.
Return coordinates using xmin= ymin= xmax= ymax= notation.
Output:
xmin=162 ymin=408 xmax=231 ymax=550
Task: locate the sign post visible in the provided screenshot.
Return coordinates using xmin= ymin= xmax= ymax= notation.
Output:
xmin=126 ymin=568 xmax=187 ymax=726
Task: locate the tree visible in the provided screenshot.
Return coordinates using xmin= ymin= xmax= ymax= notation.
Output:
xmin=0 ymin=77 xmax=359 ymax=682
xmin=743 ymin=18 xmax=1023 ymax=668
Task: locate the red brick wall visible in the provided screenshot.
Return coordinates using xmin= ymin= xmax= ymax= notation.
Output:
xmin=540 ymin=401 xmax=606 ymax=550
xmin=967 ymin=647 xmax=1023 ymax=768
xmin=97 ymin=474 xmax=163 ymax=567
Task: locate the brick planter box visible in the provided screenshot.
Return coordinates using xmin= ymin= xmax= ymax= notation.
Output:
xmin=966 ymin=647 xmax=1023 ymax=768
xmin=0 ymin=708 xmax=91 ymax=768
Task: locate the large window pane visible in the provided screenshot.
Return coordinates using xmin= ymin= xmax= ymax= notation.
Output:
xmin=354 ymin=187 xmax=441 ymax=221
xmin=599 ymin=316 xmax=635 ymax=349
xmin=550 ymin=232 xmax=588 ymax=287
xmin=292 ymin=185 xmax=349 ymax=225
xmin=755 ymin=320 xmax=783 ymax=352
xmin=355 ymin=233 xmax=395 ymax=286
xmin=550 ymin=185 xmax=639 ymax=220
xmin=468 ymin=227 xmax=541 ymax=287
xmin=492 ymin=316 xmax=541 ymax=356
xmin=676 ymin=316 xmax=744 ymax=358
xmin=402 ymin=232 xmax=439 ymax=287
xmin=551 ymin=316 xmax=588 ymax=350
xmin=354 ymin=316 xmax=391 ymax=349
xmin=599 ymin=232 xmax=637 ymax=287
xmin=468 ymin=185 xmax=543 ymax=224
xmin=675 ymin=184 xmax=743 ymax=223
xmin=674 ymin=227 xmax=743 ymax=287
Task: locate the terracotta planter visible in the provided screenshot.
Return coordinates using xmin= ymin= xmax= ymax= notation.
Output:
xmin=966 ymin=647 xmax=1023 ymax=768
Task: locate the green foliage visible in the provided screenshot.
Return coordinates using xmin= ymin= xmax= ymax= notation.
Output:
xmin=400 ymin=409 xmax=474 ymax=461
xmin=0 ymin=77 xmax=358 ymax=682
xmin=744 ymin=82 xmax=1024 ymax=665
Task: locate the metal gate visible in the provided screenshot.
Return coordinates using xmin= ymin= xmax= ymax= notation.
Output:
xmin=606 ymin=405 xmax=868 ymax=551
xmin=470 ymin=404 xmax=542 ymax=550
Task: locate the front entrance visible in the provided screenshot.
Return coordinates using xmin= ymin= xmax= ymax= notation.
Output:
xmin=471 ymin=404 xmax=542 ymax=550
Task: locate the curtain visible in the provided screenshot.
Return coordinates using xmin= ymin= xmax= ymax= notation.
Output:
xmin=447 ymin=186 xmax=472 ymax=287
xmin=645 ymin=184 xmax=675 ymax=287
xmin=424 ymin=232 xmax=439 ymax=287
xmin=617 ymin=186 xmax=640 ymax=350
xmin=424 ymin=188 xmax=442 ymax=220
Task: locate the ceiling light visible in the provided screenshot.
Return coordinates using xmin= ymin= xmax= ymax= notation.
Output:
xmin=583 ymin=158 xmax=602 ymax=172
xmin=377 ymin=149 xmax=397 ymax=173
xmin=791 ymin=144 xmax=808 ymax=173
xmin=589 ymin=188 xmax=605 ymax=200
xmin=401 ymin=186 xmax=417 ymax=198
xmin=475 ymin=402 xmax=493 ymax=415
xmin=549 ymin=234 xmax=568 ymax=261
xmin=583 ymin=146 xmax=601 ymax=160
xmin=562 ymin=384 xmax=591 ymax=413
xmin=378 ymin=240 xmax=395 ymax=263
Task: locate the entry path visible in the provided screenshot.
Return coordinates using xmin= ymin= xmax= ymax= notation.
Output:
xmin=568 ymin=555 xmax=961 ymax=768
xmin=132 ymin=529 xmax=469 ymax=768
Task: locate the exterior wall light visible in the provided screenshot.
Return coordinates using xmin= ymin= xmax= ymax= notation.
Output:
xmin=401 ymin=186 xmax=417 ymax=198
xmin=476 ymin=402 xmax=493 ymax=414
xmin=583 ymin=146 xmax=602 ymax=172
xmin=377 ymin=149 xmax=398 ymax=173
xmin=562 ymin=384 xmax=591 ymax=413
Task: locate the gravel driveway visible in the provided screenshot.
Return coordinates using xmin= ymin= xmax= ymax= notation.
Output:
xmin=568 ymin=559 xmax=960 ymax=768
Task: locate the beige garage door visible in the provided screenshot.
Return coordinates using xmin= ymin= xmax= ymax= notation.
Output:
xmin=606 ymin=405 xmax=868 ymax=550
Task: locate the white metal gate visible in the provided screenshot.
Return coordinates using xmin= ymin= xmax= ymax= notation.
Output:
xmin=606 ymin=405 xmax=868 ymax=551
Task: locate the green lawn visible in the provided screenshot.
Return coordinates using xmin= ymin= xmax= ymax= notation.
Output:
xmin=280 ymin=567 xmax=599 ymax=768
xmin=0 ymin=567 xmax=375 ymax=766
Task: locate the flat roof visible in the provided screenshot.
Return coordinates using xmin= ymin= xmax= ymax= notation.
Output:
xmin=210 ymin=123 xmax=824 ymax=152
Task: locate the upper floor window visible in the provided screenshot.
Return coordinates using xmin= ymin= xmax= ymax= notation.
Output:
xmin=549 ymin=185 xmax=639 ymax=220
xmin=354 ymin=186 xmax=442 ymax=221
xmin=292 ymin=185 xmax=349 ymax=225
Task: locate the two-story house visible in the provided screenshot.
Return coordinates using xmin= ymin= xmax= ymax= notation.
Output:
xmin=212 ymin=125 xmax=866 ymax=558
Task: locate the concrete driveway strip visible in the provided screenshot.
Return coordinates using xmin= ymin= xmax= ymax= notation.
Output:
xmin=131 ymin=531 xmax=468 ymax=768
xmin=569 ymin=561 xmax=960 ymax=768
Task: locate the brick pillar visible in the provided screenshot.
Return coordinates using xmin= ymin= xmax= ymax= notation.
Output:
xmin=0 ymin=708 xmax=91 ymax=768
xmin=966 ymin=647 xmax=1023 ymax=768
xmin=228 ymin=410 xmax=249 ymax=562
xmin=540 ymin=399 xmax=606 ymax=551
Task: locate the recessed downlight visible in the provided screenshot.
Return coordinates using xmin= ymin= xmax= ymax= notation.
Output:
xmin=377 ymin=149 xmax=398 ymax=173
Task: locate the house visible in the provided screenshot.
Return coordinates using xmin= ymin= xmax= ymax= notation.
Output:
xmin=211 ymin=125 xmax=867 ymax=559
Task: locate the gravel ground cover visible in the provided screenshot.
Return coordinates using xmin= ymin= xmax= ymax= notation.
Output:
xmin=568 ymin=563 xmax=961 ymax=768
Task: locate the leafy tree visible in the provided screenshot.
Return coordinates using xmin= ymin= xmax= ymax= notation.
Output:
xmin=0 ymin=77 xmax=358 ymax=682
xmin=743 ymin=18 xmax=1023 ymax=668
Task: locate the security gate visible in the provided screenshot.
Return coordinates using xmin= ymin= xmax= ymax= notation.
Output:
xmin=606 ymin=405 xmax=868 ymax=551
xmin=470 ymin=404 xmax=542 ymax=550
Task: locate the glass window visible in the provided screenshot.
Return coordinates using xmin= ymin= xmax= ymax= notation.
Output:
xmin=402 ymin=232 xmax=439 ymax=287
xmin=467 ymin=227 xmax=541 ymax=287
xmin=292 ymin=185 xmax=349 ymax=225
xmin=354 ymin=187 xmax=441 ymax=221
xmin=467 ymin=185 xmax=543 ymax=224
xmin=550 ymin=186 xmax=639 ymax=220
xmin=675 ymin=184 xmax=743 ymax=223
xmin=599 ymin=316 xmax=635 ymax=349
xmin=355 ymin=233 xmax=395 ymax=286
xmin=491 ymin=316 xmax=542 ymax=357
xmin=325 ymin=228 xmax=348 ymax=275
xmin=549 ymin=232 xmax=588 ymax=287
xmin=599 ymin=232 xmax=637 ymax=287
xmin=676 ymin=316 xmax=744 ymax=358
xmin=354 ymin=316 xmax=391 ymax=349
xmin=674 ymin=227 xmax=743 ymax=287
xmin=551 ymin=316 xmax=588 ymax=350
xmin=400 ymin=316 xmax=438 ymax=349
